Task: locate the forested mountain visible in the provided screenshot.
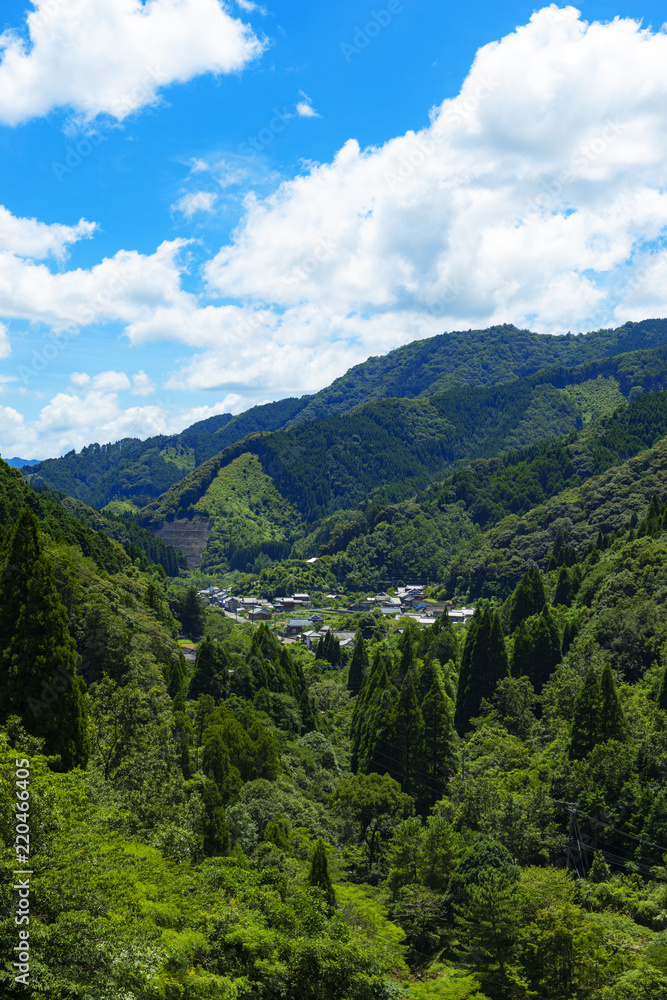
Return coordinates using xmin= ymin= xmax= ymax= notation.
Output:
xmin=138 ymin=347 xmax=667 ymax=575
xmin=22 ymin=318 xmax=667 ymax=507
xmin=6 ymin=416 xmax=667 ymax=995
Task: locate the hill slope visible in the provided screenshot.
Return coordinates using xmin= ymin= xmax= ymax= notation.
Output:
xmin=23 ymin=318 xmax=667 ymax=507
xmin=139 ymin=349 xmax=667 ymax=573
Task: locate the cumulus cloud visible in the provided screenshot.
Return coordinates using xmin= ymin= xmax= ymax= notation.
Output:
xmin=0 ymin=206 xmax=96 ymax=260
xmin=0 ymin=0 xmax=265 ymax=125
xmin=198 ymin=4 xmax=667 ymax=351
xmin=0 ymin=236 xmax=194 ymax=332
xmin=0 ymin=376 xmax=240 ymax=458
xmin=5 ymin=5 xmax=667 ymax=443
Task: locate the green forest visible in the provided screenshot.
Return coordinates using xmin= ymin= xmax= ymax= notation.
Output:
xmin=7 ymin=322 xmax=667 ymax=997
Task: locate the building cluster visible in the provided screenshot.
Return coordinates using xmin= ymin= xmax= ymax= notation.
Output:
xmin=196 ymin=584 xmax=474 ymax=650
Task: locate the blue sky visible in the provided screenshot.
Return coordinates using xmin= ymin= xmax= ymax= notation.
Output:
xmin=1 ymin=1 xmax=666 ymax=459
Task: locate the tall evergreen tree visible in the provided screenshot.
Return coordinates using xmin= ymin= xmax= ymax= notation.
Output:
xmin=309 ymin=839 xmax=336 ymax=911
xmin=455 ymin=606 xmax=509 ymax=734
xmin=421 ymin=670 xmax=457 ymax=809
xmin=553 ymin=566 xmax=572 ymax=607
xmin=189 ymin=638 xmax=230 ymax=702
xmin=511 ymin=606 xmax=561 ymax=693
xmin=454 ymin=610 xmax=480 ymax=734
xmin=599 ymin=664 xmax=627 ymax=743
xmin=658 ymin=664 xmax=667 ymax=712
xmin=509 ymin=565 xmax=546 ymax=632
xmin=0 ymin=507 xmax=89 ymax=769
xmin=347 ymin=630 xmax=368 ymax=694
xmin=393 ymin=669 xmax=425 ymax=800
xmin=569 ymin=667 xmax=602 ymax=760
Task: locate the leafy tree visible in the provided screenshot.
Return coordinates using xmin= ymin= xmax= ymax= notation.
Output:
xmin=332 ymin=771 xmax=414 ymax=874
xmin=0 ymin=507 xmax=89 ymax=769
xmin=309 ymin=838 xmax=336 ymax=911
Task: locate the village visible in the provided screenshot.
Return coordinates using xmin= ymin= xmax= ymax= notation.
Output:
xmin=195 ymin=582 xmax=475 ymax=654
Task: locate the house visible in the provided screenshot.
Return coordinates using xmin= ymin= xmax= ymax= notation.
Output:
xmin=293 ymin=593 xmax=311 ymax=606
xmin=223 ymin=597 xmax=243 ymax=612
xmin=332 ymin=631 xmax=356 ymax=649
xmin=308 ymin=613 xmax=324 ymax=623
xmin=248 ymin=608 xmax=272 ymax=621
xmin=347 ymin=598 xmax=374 ymax=612
xmin=301 ymin=630 xmax=323 ymax=650
xmin=284 ymin=619 xmax=312 ymax=636
xmin=448 ymin=607 xmax=476 ymax=624
xmin=275 ymin=597 xmax=295 ymax=609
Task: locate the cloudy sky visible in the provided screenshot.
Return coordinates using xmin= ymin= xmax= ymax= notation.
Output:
xmin=1 ymin=0 xmax=666 ymax=459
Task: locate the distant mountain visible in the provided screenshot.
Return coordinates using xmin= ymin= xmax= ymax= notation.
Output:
xmin=138 ymin=347 xmax=667 ymax=574
xmin=3 ymin=456 xmax=40 ymax=467
xmin=21 ymin=318 xmax=667 ymax=508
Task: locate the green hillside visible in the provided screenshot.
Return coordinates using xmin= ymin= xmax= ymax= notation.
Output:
xmin=7 ymin=417 xmax=667 ymax=996
xmin=22 ymin=318 xmax=667 ymax=508
xmin=139 ymin=348 xmax=667 ymax=574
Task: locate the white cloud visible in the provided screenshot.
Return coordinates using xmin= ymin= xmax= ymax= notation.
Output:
xmin=236 ymin=0 xmax=266 ymax=13
xmin=5 ymin=5 xmax=667 ymax=451
xmin=0 ymin=0 xmax=265 ymax=126
xmin=0 ymin=322 xmax=10 ymax=360
xmin=0 ymin=206 xmax=96 ymax=259
xmin=0 ymin=380 xmax=239 ymax=458
xmin=173 ymin=190 xmax=218 ymax=219
xmin=197 ymin=4 xmax=667 ymax=353
xmin=132 ymin=370 xmax=155 ymax=396
xmin=296 ymin=92 xmax=320 ymax=118
xmin=0 ymin=237 xmax=194 ymax=332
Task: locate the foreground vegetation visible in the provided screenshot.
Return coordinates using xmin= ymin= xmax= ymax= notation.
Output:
xmin=4 ymin=438 xmax=667 ymax=998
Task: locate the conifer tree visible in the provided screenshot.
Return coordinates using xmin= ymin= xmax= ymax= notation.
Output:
xmin=553 ymin=566 xmax=571 ymax=607
xmin=587 ymin=850 xmax=611 ymax=883
xmin=599 ymin=663 xmax=627 ymax=743
xmin=0 ymin=507 xmax=89 ymax=769
xmin=422 ymin=610 xmax=458 ymax=668
xmin=189 ymin=638 xmax=230 ymax=702
xmin=511 ymin=606 xmax=561 ymax=693
xmin=509 ymin=565 xmax=546 ymax=632
xmin=202 ymin=778 xmax=230 ymax=856
xmin=658 ymin=664 xmax=667 ymax=712
xmin=351 ymin=649 xmax=389 ymax=770
xmin=421 ymin=672 xmax=456 ymax=808
xmin=393 ymin=669 xmax=425 ymax=800
xmin=569 ymin=667 xmax=602 ymax=760
xmin=455 ymin=606 xmax=509 ymax=734
xmin=454 ymin=611 xmax=480 ymax=734
xmin=347 ymin=630 xmax=368 ymax=694
xmin=309 ymin=839 xmax=336 ymax=911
